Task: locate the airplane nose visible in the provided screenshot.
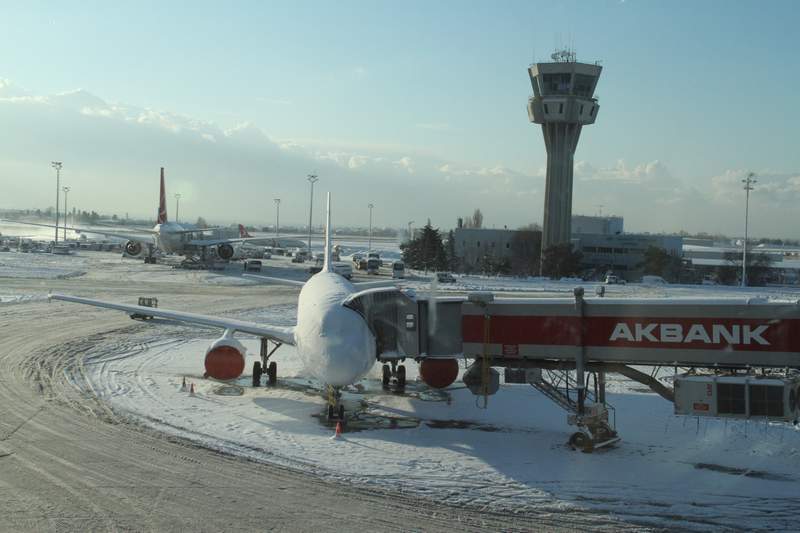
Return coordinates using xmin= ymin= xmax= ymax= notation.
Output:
xmin=313 ymin=308 xmax=376 ymax=386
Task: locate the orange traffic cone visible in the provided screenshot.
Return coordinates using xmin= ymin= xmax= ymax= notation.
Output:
xmin=189 ymin=383 xmax=195 ymax=396
xmin=180 ymin=376 xmax=187 ymax=392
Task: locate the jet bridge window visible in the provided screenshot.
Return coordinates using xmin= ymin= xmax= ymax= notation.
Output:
xmin=749 ymin=384 xmax=784 ymax=417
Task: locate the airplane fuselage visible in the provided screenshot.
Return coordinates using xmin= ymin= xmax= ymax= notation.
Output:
xmin=294 ymin=271 xmax=376 ymax=386
xmin=153 ymin=222 xmax=188 ymax=254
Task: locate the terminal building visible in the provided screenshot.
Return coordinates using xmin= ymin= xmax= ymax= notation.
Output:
xmin=453 ymin=215 xmax=682 ymax=280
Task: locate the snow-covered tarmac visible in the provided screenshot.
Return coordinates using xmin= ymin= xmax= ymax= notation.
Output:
xmin=3 ymin=246 xmax=800 ymax=531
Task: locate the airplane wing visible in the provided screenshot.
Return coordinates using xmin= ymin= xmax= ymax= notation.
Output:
xmin=50 ymin=294 xmax=296 ymax=345
xmin=242 ymin=274 xmax=306 ymax=287
xmin=187 ymin=236 xmax=268 ymax=247
xmin=2 ymin=220 xmax=156 ymax=244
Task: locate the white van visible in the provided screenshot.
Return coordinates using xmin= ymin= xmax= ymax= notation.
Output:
xmin=392 ymin=261 xmax=405 ymax=279
xmin=332 ymin=262 xmax=353 ymax=280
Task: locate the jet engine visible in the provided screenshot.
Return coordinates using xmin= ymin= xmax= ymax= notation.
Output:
xmin=125 ymin=241 xmax=143 ymax=256
xmin=419 ymin=358 xmax=459 ymax=389
xmin=204 ymin=336 xmax=246 ymax=381
xmin=217 ymin=243 xmax=234 ymax=260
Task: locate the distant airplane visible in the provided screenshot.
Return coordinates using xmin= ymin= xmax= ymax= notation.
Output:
xmin=50 ymin=194 xmax=456 ymax=421
xmin=7 ymin=168 xmax=260 ymax=262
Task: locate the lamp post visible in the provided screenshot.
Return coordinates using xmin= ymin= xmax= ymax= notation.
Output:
xmin=51 ymin=161 xmax=62 ymax=244
xmin=62 ymin=186 xmax=70 ymax=241
xmin=174 ymin=193 xmax=181 ymax=223
xmin=741 ymin=172 xmax=756 ymax=288
xmin=368 ymin=203 xmax=374 ymax=253
xmin=306 ymin=173 xmax=318 ymax=254
xmin=274 ymin=198 xmax=281 ymax=240
xmin=407 ymin=220 xmax=414 ymax=242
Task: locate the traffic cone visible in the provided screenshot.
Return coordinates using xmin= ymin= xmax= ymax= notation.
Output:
xmin=180 ymin=377 xmax=187 ymax=392
xmin=332 ymin=420 xmax=343 ymax=439
xmin=189 ymin=383 xmax=195 ymax=396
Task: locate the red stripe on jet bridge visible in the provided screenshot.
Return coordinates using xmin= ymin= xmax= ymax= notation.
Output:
xmin=461 ymin=315 xmax=800 ymax=353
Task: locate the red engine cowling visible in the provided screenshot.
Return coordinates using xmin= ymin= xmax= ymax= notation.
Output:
xmin=204 ymin=337 xmax=246 ymax=381
xmin=217 ymin=243 xmax=234 ymax=260
xmin=125 ymin=240 xmax=143 ymax=256
xmin=419 ymin=358 xmax=459 ymax=389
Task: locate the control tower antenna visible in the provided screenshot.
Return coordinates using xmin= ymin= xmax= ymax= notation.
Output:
xmin=527 ymin=49 xmax=602 ymax=255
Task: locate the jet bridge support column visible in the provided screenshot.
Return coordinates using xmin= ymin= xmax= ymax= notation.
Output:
xmin=574 ymin=287 xmax=586 ymax=415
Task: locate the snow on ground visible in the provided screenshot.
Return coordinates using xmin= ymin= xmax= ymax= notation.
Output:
xmin=79 ymin=308 xmax=800 ymax=532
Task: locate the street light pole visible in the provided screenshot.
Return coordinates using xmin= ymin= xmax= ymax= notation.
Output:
xmin=274 ymin=198 xmax=281 ymax=240
xmin=368 ymin=203 xmax=374 ymax=253
xmin=306 ymin=173 xmax=318 ymax=254
xmin=51 ymin=161 xmax=62 ymax=245
xmin=741 ymin=172 xmax=756 ymax=288
xmin=407 ymin=220 xmax=414 ymax=242
xmin=174 ymin=193 xmax=181 ymax=223
xmin=62 ymin=186 xmax=70 ymax=241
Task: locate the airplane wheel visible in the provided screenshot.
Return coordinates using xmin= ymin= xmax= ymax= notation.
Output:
xmin=252 ymin=361 xmax=262 ymax=387
xmin=397 ymin=365 xmax=406 ymax=389
xmin=381 ymin=364 xmax=391 ymax=389
xmin=267 ymin=361 xmax=277 ymax=385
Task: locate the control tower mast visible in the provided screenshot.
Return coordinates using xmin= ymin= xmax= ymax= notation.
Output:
xmin=528 ymin=49 xmax=602 ymax=253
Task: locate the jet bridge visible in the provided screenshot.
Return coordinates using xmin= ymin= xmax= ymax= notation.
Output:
xmin=346 ymin=287 xmax=800 ymax=451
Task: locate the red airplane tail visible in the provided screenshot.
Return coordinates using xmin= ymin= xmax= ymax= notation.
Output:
xmin=238 ymin=224 xmax=252 ymax=238
xmin=157 ymin=167 xmax=168 ymax=224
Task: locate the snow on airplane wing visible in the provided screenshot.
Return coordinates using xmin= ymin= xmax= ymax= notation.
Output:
xmin=1 ymin=220 xmax=156 ymax=243
xmin=50 ymin=294 xmax=296 ymax=345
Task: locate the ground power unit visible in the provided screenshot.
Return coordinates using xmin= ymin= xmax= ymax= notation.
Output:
xmin=674 ymin=374 xmax=800 ymax=422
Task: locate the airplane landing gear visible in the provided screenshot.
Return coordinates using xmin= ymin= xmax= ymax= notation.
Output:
xmin=253 ymin=338 xmax=281 ymax=387
xmin=381 ymin=360 xmax=406 ymax=391
xmin=143 ymin=244 xmax=157 ymax=264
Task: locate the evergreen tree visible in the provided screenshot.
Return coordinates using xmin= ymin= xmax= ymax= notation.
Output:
xmin=401 ymin=220 xmax=448 ymax=272
xmin=541 ymin=243 xmax=583 ymax=279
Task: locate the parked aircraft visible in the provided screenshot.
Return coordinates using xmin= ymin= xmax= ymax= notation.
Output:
xmin=50 ymin=194 xmax=459 ymax=421
xmin=7 ymin=168 xmax=260 ymax=262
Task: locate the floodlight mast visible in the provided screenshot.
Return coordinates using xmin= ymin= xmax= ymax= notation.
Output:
xmin=51 ymin=161 xmax=62 ymax=245
xmin=174 ymin=193 xmax=182 ymax=223
xmin=274 ymin=198 xmax=281 ymax=239
xmin=741 ymin=173 xmax=756 ymax=287
xmin=368 ymin=203 xmax=374 ymax=253
xmin=306 ymin=173 xmax=318 ymax=253
xmin=62 ymin=186 xmax=70 ymax=241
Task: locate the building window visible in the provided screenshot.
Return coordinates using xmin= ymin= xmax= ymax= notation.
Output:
xmin=477 ymin=241 xmax=480 ymax=247
xmin=559 ymin=103 xmax=564 ymax=114
xmin=491 ymin=242 xmax=495 ymax=248
xmin=544 ymin=104 xmax=549 ymax=114
xmin=506 ymin=243 xmax=510 ymax=249
xmin=580 ymin=104 xmax=584 ymax=115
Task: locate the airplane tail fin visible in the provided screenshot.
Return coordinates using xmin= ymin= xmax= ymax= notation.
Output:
xmin=157 ymin=167 xmax=168 ymax=224
xmin=323 ymin=192 xmax=333 ymax=273
xmin=238 ymin=224 xmax=252 ymax=238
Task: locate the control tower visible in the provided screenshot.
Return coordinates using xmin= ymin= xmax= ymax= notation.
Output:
xmin=528 ymin=50 xmax=602 ymax=252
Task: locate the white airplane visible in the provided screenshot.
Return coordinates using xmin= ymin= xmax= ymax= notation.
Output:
xmin=50 ymin=193 xmax=460 ymax=421
xmin=8 ymin=168 xmax=259 ymax=262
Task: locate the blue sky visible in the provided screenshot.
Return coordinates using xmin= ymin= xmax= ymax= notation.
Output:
xmin=1 ymin=1 xmax=798 ymax=235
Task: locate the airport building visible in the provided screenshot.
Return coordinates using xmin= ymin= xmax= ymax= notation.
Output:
xmin=453 ymin=215 xmax=682 ymax=279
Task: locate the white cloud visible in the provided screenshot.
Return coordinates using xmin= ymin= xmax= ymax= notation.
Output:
xmin=575 ymin=159 xmax=670 ymax=183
